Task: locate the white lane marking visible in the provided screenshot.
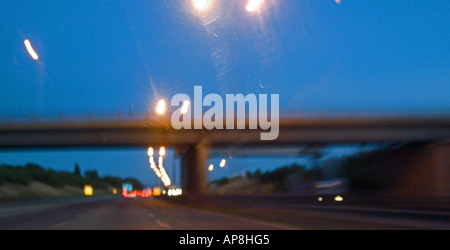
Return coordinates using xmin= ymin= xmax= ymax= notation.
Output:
xmin=184 ymin=206 xmax=301 ymax=230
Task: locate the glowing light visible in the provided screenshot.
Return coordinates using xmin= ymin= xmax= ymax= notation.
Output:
xmin=318 ymin=197 xmax=323 ymax=202
xmin=181 ymin=100 xmax=190 ymax=115
xmin=168 ymin=188 xmax=183 ymax=197
xmin=148 ymin=147 xmax=154 ymax=157
xmin=334 ymin=195 xmax=344 ymax=202
xmin=148 ymin=146 xmax=171 ymax=187
xmin=153 ymin=187 xmax=162 ymax=196
xmin=159 ymin=147 xmax=166 ymax=157
xmin=246 ymin=0 xmax=265 ymax=13
xmin=192 ymin=0 xmax=214 ymax=12
xmin=112 ymin=188 xmax=117 ymax=195
xmin=84 ymin=185 xmax=93 ymax=196
xmin=149 ymin=156 xmax=162 ymax=178
xmin=155 ymin=99 xmax=167 ymax=115
xmin=24 ymin=39 xmax=39 ymax=60
xmin=315 ymin=180 xmax=342 ymax=189
xmin=208 ymin=164 xmax=214 ymax=171
xmin=158 ymin=155 xmax=171 ymax=187
xmin=219 ymin=159 xmax=226 ymax=168
xmin=144 ymin=188 xmax=152 ymax=197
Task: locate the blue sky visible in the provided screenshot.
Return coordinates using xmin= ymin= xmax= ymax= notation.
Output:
xmin=0 ymin=1 xmax=449 ymax=185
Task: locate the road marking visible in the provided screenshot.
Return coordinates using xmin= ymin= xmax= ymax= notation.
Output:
xmin=155 ymin=219 xmax=171 ymax=229
xmin=184 ymin=206 xmax=302 ymax=230
xmin=0 ymin=204 xmax=65 ymax=218
xmin=143 ymin=199 xmax=302 ymax=230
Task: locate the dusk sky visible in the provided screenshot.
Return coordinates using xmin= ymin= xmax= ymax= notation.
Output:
xmin=0 ymin=1 xmax=449 ymax=185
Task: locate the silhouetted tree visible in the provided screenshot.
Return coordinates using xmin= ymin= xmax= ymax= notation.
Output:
xmin=73 ymin=163 xmax=81 ymax=177
xmin=84 ymin=170 xmax=100 ymax=180
xmin=102 ymin=176 xmax=123 ymax=188
xmin=253 ymin=169 xmax=262 ymax=179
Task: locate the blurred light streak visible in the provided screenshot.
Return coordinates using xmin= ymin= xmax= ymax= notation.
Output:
xmin=147 ymin=146 xmax=171 ymax=187
xmin=24 ymin=39 xmax=39 ymax=60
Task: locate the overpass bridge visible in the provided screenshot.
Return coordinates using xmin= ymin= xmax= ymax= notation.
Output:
xmin=0 ymin=117 xmax=449 ymax=198
xmin=0 ymin=117 xmax=448 ymax=148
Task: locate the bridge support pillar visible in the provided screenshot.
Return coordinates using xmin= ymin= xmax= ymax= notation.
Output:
xmin=394 ymin=142 xmax=450 ymax=198
xmin=181 ymin=141 xmax=210 ymax=199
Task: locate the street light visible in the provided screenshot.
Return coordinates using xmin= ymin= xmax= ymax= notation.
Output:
xmin=246 ymin=0 xmax=265 ymax=13
xmin=159 ymin=147 xmax=166 ymax=157
xmin=192 ymin=0 xmax=215 ymax=12
xmin=155 ymin=99 xmax=167 ymax=115
xmin=219 ymin=159 xmax=226 ymax=168
xmin=208 ymin=164 xmax=214 ymax=171
xmin=147 ymin=147 xmax=154 ymax=157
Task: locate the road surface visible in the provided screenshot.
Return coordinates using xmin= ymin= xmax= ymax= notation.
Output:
xmin=0 ymin=196 xmax=448 ymax=230
xmin=0 ymin=196 xmax=293 ymax=230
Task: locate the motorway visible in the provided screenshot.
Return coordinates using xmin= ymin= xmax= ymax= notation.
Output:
xmin=0 ymin=196 xmax=449 ymax=230
xmin=0 ymin=196 xmax=293 ymax=230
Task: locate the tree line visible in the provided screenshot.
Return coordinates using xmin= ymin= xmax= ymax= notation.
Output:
xmin=0 ymin=163 xmax=144 ymax=190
